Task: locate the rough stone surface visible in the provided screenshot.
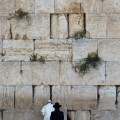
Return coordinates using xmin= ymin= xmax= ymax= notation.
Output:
xmin=60 ymin=62 xmax=105 ymax=85
xmin=35 ymin=39 xmax=72 ymax=61
xmin=10 ymin=14 xmax=50 ymax=40
xmin=98 ymin=39 xmax=120 ymax=61
xmin=52 ymin=86 xmax=97 ymax=110
xmin=34 ymin=85 xmax=50 ymax=109
xmin=68 ymin=111 xmax=90 ymax=120
xmin=51 ymin=14 xmax=68 ymax=39
xmin=54 ymin=0 xmax=81 ymax=13
xmin=0 ymin=0 xmax=15 ymax=14
xmin=0 ymin=62 xmax=21 ymax=85
xmin=73 ymin=39 xmax=97 ymax=61
xmin=15 ymin=86 xmax=33 ymax=110
xmin=107 ymin=14 xmax=120 ymax=38
xmin=21 ymin=62 xmax=59 ymax=85
xmin=69 ymin=14 xmax=84 ymax=38
xmin=35 ymin=0 xmax=54 ymax=13
xmin=86 ymin=14 xmax=107 ymax=38
xmin=3 ymin=40 xmax=34 ymax=61
xmin=98 ymin=86 xmax=116 ymax=110
xmin=15 ymin=0 xmax=35 ymax=13
xmin=0 ymin=86 xmax=14 ymax=109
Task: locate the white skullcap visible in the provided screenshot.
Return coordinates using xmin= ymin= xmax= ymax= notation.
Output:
xmin=48 ymin=100 xmax=52 ymax=103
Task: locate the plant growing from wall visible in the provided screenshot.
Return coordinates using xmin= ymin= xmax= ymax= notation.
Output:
xmin=73 ymin=30 xmax=86 ymax=40
xmin=74 ymin=52 xmax=101 ymax=74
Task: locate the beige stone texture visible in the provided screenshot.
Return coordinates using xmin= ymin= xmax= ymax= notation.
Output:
xmin=86 ymin=14 xmax=107 ymax=38
xmin=10 ymin=14 xmax=50 ymax=40
xmin=54 ymin=0 xmax=81 ymax=13
xmin=107 ymin=14 xmax=120 ymax=38
xmin=98 ymin=39 xmax=120 ymax=61
xmin=35 ymin=39 xmax=72 ymax=61
xmin=3 ymin=40 xmax=34 ymax=61
xmin=0 ymin=16 xmax=10 ymax=40
xmin=59 ymin=62 xmax=105 ymax=85
xmin=0 ymin=62 xmax=21 ymax=85
xmin=98 ymin=86 xmax=116 ymax=110
xmin=68 ymin=111 xmax=90 ymax=120
xmin=35 ymin=0 xmax=54 ymax=13
xmin=51 ymin=14 xmax=68 ymax=39
xmin=69 ymin=14 xmax=84 ymax=37
xmin=21 ymin=62 xmax=59 ymax=85
xmin=52 ymin=86 xmax=97 ymax=110
xmin=0 ymin=0 xmax=15 ymax=14
xmin=106 ymin=62 xmax=120 ymax=85
xmin=34 ymin=85 xmax=50 ymax=109
xmin=0 ymin=86 xmax=14 ymax=109
xmin=73 ymin=39 xmax=97 ymax=61
xmin=15 ymin=0 xmax=35 ymax=13
xmin=15 ymin=86 xmax=33 ymax=110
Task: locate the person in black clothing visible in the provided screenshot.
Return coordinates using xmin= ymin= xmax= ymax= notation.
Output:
xmin=50 ymin=102 xmax=64 ymax=120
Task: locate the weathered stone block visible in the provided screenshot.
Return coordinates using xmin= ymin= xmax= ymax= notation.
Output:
xmin=35 ymin=0 xmax=54 ymax=13
xmin=52 ymin=86 xmax=97 ymax=110
xmin=3 ymin=40 xmax=34 ymax=61
xmin=0 ymin=86 xmax=14 ymax=109
xmin=35 ymin=39 xmax=72 ymax=61
xmin=107 ymin=14 xmax=120 ymax=38
xmin=21 ymin=62 xmax=59 ymax=85
xmin=34 ymin=85 xmax=50 ymax=109
xmin=51 ymin=14 xmax=68 ymax=39
xmin=86 ymin=14 xmax=107 ymax=38
xmin=0 ymin=0 xmax=15 ymax=14
xmin=98 ymin=86 xmax=116 ymax=110
xmin=15 ymin=86 xmax=33 ymax=110
xmin=68 ymin=111 xmax=90 ymax=120
xmin=106 ymin=62 xmax=120 ymax=85
xmin=73 ymin=39 xmax=97 ymax=61
xmin=69 ymin=14 xmax=84 ymax=37
xmin=98 ymin=40 xmax=120 ymax=61
xmin=0 ymin=62 xmax=21 ymax=85
xmin=15 ymin=0 xmax=35 ymax=13
xmin=59 ymin=62 xmax=105 ymax=85
xmin=10 ymin=14 xmax=50 ymax=40
xmin=54 ymin=0 xmax=81 ymax=13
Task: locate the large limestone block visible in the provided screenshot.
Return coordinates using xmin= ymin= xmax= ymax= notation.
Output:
xmin=3 ymin=40 xmax=34 ymax=61
xmin=0 ymin=62 xmax=21 ymax=85
xmin=15 ymin=0 xmax=35 ymax=13
xmin=21 ymin=62 xmax=59 ymax=85
xmin=35 ymin=39 xmax=72 ymax=61
xmin=34 ymin=85 xmax=50 ymax=109
xmin=69 ymin=14 xmax=84 ymax=37
xmin=107 ymin=14 xmax=120 ymax=38
xmin=98 ymin=86 xmax=116 ymax=110
xmin=51 ymin=14 xmax=68 ymax=39
xmin=35 ymin=0 xmax=54 ymax=13
xmin=68 ymin=111 xmax=90 ymax=120
xmin=81 ymin=0 xmax=102 ymax=13
xmin=98 ymin=39 xmax=120 ymax=61
xmin=10 ymin=14 xmax=50 ymax=40
xmin=59 ymin=62 xmax=105 ymax=85
xmin=15 ymin=86 xmax=33 ymax=110
xmin=73 ymin=39 xmax=97 ymax=61
xmin=54 ymin=0 xmax=81 ymax=13
xmin=0 ymin=16 xmax=10 ymax=39
xmin=0 ymin=86 xmax=14 ymax=109
xmin=86 ymin=14 xmax=107 ymax=38
xmin=52 ymin=86 xmax=97 ymax=110
xmin=0 ymin=0 xmax=15 ymax=14
xmin=106 ymin=62 xmax=120 ymax=85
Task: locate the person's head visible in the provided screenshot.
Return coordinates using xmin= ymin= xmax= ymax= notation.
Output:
xmin=53 ymin=102 xmax=61 ymax=110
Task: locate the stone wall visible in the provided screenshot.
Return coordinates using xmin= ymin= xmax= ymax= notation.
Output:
xmin=0 ymin=0 xmax=120 ymax=120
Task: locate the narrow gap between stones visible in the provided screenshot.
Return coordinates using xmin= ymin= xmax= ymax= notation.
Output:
xmin=89 ymin=110 xmax=92 ymax=120
xmin=1 ymin=110 xmax=3 ymax=120
xmin=115 ymin=85 xmax=118 ymax=108
xmin=83 ymin=13 xmax=86 ymax=34
xmin=14 ymin=86 xmax=16 ymax=109
xmin=20 ymin=61 xmax=23 ymax=74
xmin=32 ymin=85 xmax=36 ymax=109
xmin=33 ymin=39 xmax=36 ymax=51
xmin=49 ymin=85 xmax=52 ymax=101
xmin=67 ymin=14 xmax=69 ymax=38
xmin=97 ymin=85 xmax=100 ymax=108
xmin=50 ymin=14 xmax=52 ymax=39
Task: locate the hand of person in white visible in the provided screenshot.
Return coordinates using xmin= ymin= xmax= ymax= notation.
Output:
xmin=41 ymin=100 xmax=55 ymax=120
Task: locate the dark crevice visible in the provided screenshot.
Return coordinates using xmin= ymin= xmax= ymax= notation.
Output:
xmin=83 ymin=13 xmax=86 ymax=34
xmin=9 ymin=24 xmax=12 ymax=39
xmin=14 ymin=86 xmax=16 ymax=109
xmin=89 ymin=110 xmax=92 ymax=120
xmin=33 ymin=39 xmax=36 ymax=51
xmin=32 ymin=85 xmax=36 ymax=109
xmin=20 ymin=61 xmax=23 ymax=74
xmin=67 ymin=14 xmax=69 ymax=38
xmin=115 ymin=86 xmax=119 ymax=108
xmin=1 ymin=110 xmax=3 ymax=120
xmin=97 ymin=85 xmax=100 ymax=108
xmin=49 ymin=85 xmax=52 ymax=101
xmin=50 ymin=14 xmax=52 ymax=39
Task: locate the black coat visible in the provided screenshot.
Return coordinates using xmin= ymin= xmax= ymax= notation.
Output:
xmin=50 ymin=110 xmax=64 ymax=120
